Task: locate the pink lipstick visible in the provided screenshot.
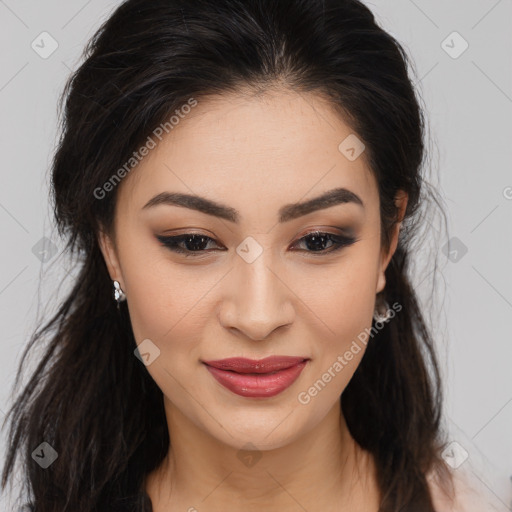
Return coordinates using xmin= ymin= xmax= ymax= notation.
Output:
xmin=202 ymin=356 xmax=309 ymax=398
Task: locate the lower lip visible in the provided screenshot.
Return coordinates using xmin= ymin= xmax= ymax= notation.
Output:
xmin=204 ymin=361 xmax=308 ymax=398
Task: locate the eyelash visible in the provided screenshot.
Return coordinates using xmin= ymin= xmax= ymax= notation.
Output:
xmin=156 ymin=230 xmax=357 ymax=258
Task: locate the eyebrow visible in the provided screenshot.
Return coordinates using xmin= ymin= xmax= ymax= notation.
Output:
xmin=141 ymin=187 xmax=364 ymax=223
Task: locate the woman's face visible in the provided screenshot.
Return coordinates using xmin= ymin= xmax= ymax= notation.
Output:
xmin=99 ymin=89 xmax=404 ymax=451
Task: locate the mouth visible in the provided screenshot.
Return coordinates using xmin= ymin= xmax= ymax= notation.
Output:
xmin=202 ymin=356 xmax=310 ymax=398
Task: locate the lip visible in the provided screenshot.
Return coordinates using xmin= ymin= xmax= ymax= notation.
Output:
xmin=202 ymin=356 xmax=309 ymax=398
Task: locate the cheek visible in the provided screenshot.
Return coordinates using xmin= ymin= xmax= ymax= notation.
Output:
xmin=122 ymin=252 xmax=216 ymax=405
xmin=296 ymin=250 xmax=378 ymax=338
xmin=125 ymin=267 xmax=212 ymax=350
xmin=120 ymin=238 xmax=220 ymax=363
xmin=293 ymin=247 xmax=379 ymax=395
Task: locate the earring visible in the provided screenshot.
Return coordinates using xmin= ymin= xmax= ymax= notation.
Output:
xmin=113 ymin=280 xmax=126 ymax=302
xmin=373 ymin=296 xmax=391 ymax=323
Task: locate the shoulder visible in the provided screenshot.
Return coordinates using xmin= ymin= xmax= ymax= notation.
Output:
xmin=428 ymin=465 xmax=508 ymax=512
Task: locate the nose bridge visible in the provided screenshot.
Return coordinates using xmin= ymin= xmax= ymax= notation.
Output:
xmin=224 ymin=245 xmax=293 ymax=339
xmin=239 ymin=249 xmax=277 ymax=301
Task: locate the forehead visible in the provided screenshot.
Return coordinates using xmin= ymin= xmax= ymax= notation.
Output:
xmin=117 ymin=89 xmax=377 ymax=218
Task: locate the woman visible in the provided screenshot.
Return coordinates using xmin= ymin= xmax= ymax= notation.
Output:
xmin=1 ymin=0 xmax=494 ymax=510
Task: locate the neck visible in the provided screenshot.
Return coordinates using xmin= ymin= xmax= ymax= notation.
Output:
xmin=146 ymin=399 xmax=381 ymax=512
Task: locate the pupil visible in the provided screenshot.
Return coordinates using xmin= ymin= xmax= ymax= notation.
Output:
xmin=307 ymin=234 xmax=329 ymax=251
xmin=186 ymin=235 xmax=208 ymax=251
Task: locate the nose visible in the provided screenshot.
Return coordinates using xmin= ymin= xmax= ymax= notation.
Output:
xmin=218 ymin=251 xmax=295 ymax=341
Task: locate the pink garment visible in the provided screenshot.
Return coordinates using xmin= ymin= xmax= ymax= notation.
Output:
xmin=429 ymin=467 xmax=509 ymax=512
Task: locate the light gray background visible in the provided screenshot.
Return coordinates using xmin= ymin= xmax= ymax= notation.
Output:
xmin=1 ymin=0 xmax=511 ymax=509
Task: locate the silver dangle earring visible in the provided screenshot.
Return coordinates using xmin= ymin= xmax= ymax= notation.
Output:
xmin=373 ymin=295 xmax=391 ymax=323
xmin=113 ymin=280 xmax=126 ymax=303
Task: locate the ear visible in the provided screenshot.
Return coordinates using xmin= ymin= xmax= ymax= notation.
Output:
xmin=376 ymin=190 xmax=408 ymax=294
xmin=97 ymin=227 xmax=124 ymax=288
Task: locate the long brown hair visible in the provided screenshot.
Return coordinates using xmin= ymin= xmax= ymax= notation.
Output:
xmin=2 ymin=0 xmax=454 ymax=510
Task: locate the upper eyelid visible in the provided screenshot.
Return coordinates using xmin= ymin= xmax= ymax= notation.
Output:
xmin=159 ymin=229 xmax=350 ymax=242
xmin=159 ymin=224 xmax=353 ymax=237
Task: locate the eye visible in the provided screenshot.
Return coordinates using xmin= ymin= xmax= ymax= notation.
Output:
xmin=156 ymin=230 xmax=357 ymax=258
xmin=156 ymin=234 xmax=224 ymax=257
xmin=290 ymin=230 xmax=357 ymax=255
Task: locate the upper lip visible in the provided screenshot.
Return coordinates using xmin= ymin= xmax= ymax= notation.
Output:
xmin=202 ymin=356 xmax=309 ymax=374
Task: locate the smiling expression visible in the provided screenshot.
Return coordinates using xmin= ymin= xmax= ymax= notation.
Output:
xmin=98 ymin=88 xmax=403 ymax=450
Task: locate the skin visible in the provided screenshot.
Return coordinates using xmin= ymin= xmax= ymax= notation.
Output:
xmin=98 ymin=87 xmax=408 ymax=512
